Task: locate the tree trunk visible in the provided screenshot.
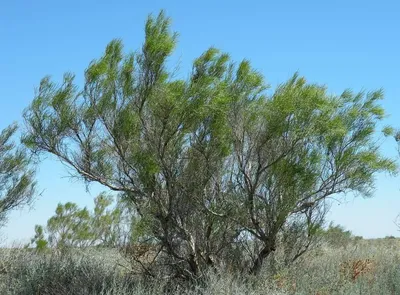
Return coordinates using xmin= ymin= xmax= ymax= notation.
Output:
xmin=249 ymin=243 xmax=276 ymax=275
xmin=187 ymin=253 xmax=199 ymax=277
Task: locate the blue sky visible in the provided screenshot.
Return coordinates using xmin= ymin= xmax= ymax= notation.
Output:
xmin=1 ymin=0 xmax=400 ymax=244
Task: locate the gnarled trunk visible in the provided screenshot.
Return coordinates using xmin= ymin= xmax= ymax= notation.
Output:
xmin=249 ymin=242 xmax=276 ymax=275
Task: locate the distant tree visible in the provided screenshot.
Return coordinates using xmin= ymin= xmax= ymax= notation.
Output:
xmin=0 ymin=124 xmax=35 ymax=227
xmin=320 ymin=222 xmax=354 ymax=248
xmin=29 ymin=193 xmax=126 ymax=249
xmin=46 ymin=201 xmax=92 ymax=248
xmin=28 ymin=225 xmax=48 ymax=251
xmin=90 ymin=193 xmax=127 ymax=247
xmin=22 ymin=11 xmax=396 ymax=277
xmin=354 ymin=235 xmax=363 ymax=241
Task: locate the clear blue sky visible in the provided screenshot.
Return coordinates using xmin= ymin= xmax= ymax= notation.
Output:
xmin=1 ymin=0 xmax=400 ymax=244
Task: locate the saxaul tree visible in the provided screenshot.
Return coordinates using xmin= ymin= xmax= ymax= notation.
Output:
xmin=229 ymin=76 xmax=397 ymax=274
xmin=28 ymin=193 xmax=128 ymax=249
xmin=22 ymin=11 xmax=395 ymax=278
xmin=0 ymin=124 xmax=35 ymax=227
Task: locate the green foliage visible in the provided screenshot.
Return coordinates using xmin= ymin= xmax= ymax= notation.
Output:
xmin=47 ymin=202 xmax=92 ymax=248
xmin=0 ymin=124 xmax=36 ymax=227
xmin=28 ymin=193 xmax=129 ymax=249
xmin=320 ymin=222 xmax=355 ymax=248
xmin=29 ymin=225 xmax=48 ymax=252
xmin=22 ymin=10 xmax=396 ymax=277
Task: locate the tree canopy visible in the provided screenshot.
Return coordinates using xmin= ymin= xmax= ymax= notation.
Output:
xmin=0 ymin=124 xmax=36 ymax=227
xmin=22 ymin=11 xmax=396 ymax=277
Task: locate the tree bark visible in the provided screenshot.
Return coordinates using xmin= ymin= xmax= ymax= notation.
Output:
xmin=249 ymin=243 xmax=276 ymax=275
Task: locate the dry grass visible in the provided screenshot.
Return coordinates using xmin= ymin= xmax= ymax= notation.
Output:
xmin=0 ymin=238 xmax=400 ymax=294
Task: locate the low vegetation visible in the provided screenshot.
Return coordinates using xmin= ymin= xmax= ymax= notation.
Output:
xmin=1 ymin=238 xmax=400 ymax=294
